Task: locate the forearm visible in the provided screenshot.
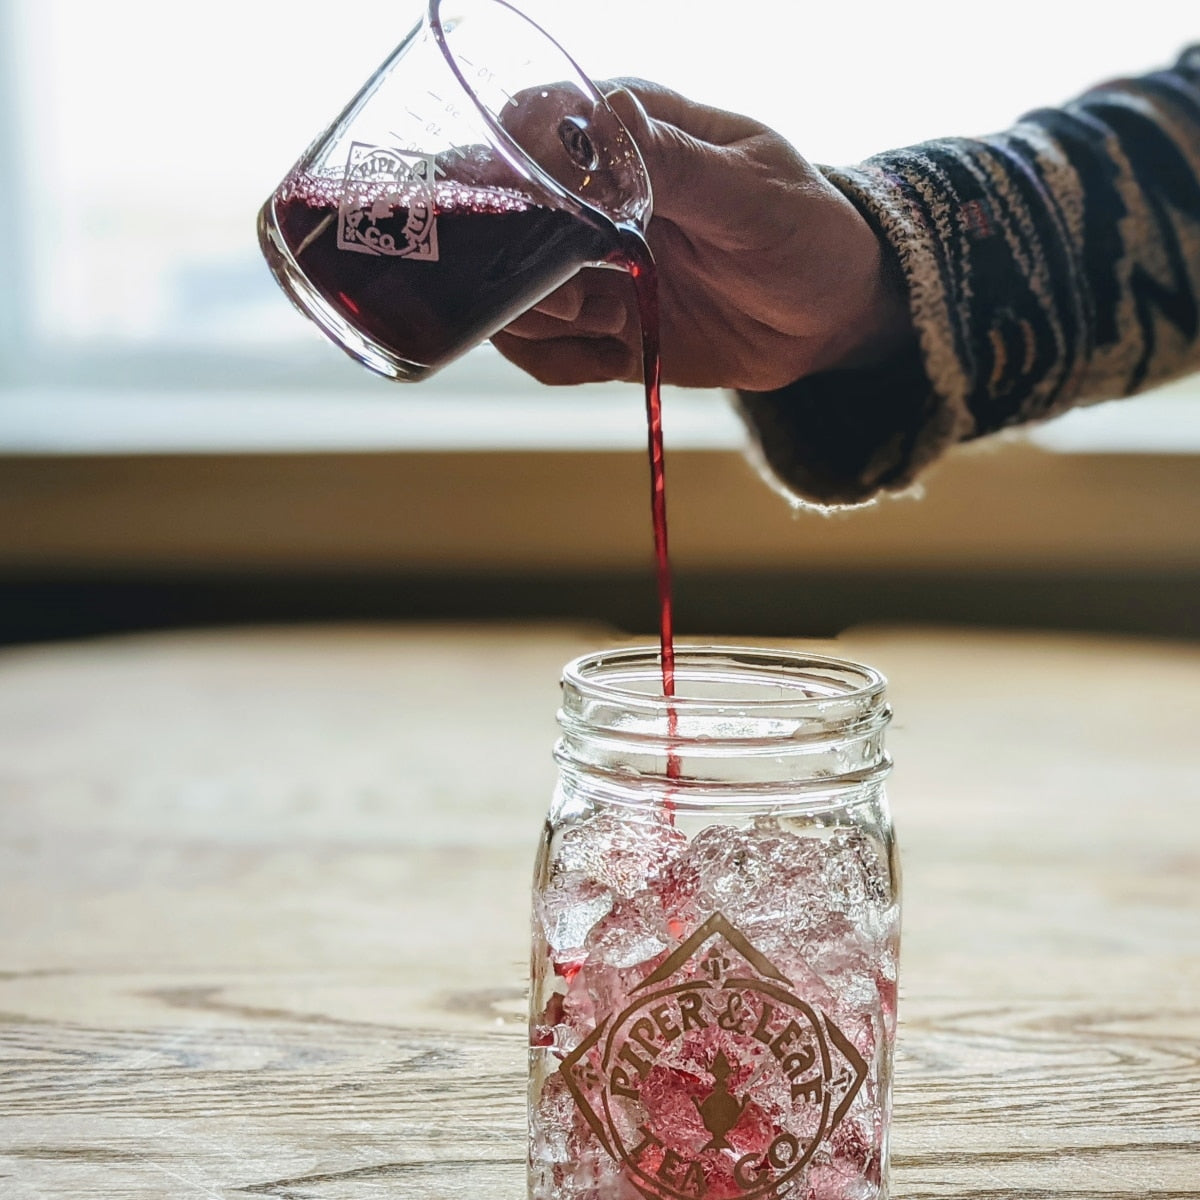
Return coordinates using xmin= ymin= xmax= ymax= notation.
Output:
xmin=740 ymin=46 xmax=1200 ymax=506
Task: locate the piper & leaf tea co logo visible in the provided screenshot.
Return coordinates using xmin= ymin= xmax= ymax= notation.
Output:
xmin=337 ymin=142 xmax=439 ymax=261
xmin=560 ymin=913 xmax=868 ymax=1200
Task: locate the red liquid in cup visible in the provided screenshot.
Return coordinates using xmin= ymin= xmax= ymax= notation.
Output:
xmin=272 ymin=173 xmax=611 ymax=380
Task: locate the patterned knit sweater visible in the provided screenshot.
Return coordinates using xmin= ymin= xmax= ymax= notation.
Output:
xmin=738 ymin=46 xmax=1200 ymax=506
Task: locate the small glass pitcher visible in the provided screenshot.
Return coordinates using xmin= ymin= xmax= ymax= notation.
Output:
xmin=258 ymin=0 xmax=651 ymax=381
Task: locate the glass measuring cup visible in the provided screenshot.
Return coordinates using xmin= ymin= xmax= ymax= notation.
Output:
xmin=258 ymin=0 xmax=652 ymax=381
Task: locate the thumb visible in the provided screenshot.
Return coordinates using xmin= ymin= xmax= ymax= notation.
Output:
xmin=603 ymin=84 xmax=735 ymax=230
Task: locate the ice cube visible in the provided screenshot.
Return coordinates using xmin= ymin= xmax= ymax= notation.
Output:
xmin=550 ymin=810 xmax=688 ymax=898
xmin=537 ymin=876 xmax=614 ymax=955
xmin=820 ymin=829 xmax=891 ymax=913
xmin=667 ymin=821 xmax=828 ymax=941
xmin=586 ymin=895 xmax=671 ymax=969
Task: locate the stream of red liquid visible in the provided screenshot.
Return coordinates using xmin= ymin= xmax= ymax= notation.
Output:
xmin=609 ymin=228 xmax=680 ymax=787
xmin=611 ymin=228 xmax=675 ymax=702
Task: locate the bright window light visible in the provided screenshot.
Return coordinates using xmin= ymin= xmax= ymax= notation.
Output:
xmin=1 ymin=0 xmax=1196 ymax=451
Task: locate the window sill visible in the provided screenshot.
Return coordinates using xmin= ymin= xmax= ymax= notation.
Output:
xmin=1 ymin=440 xmax=1199 ymax=575
xmin=1 ymin=373 xmax=1197 ymax=456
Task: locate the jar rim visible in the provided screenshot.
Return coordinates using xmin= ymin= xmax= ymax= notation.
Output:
xmin=561 ymin=644 xmax=888 ymax=714
xmin=557 ymin=645 xmax=891 ymax=800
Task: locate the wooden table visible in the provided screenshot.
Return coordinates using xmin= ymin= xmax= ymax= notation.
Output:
xmin=1 ymin=624 xmax=1197 ymax=1198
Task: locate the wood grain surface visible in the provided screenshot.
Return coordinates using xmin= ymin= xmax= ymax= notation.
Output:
xmin=0 ymin=624 xmax=1197 ymax=1198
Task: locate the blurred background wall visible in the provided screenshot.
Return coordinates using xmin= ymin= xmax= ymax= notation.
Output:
xmin=1 ymin=0 xmax=1198 ymax=643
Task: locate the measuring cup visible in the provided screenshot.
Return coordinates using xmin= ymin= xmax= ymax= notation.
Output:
xmin=258 ymin=0 xmax=652 ymax=381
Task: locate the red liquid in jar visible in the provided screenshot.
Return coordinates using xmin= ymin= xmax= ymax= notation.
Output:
xmin=531 ymin=815 xmax=900 ymax=1200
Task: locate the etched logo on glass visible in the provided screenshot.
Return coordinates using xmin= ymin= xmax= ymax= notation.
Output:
xmin=337 ymin=142 xmax=439 ymax=261
xmin=560 ymin=913 xmax=868 ymax=1200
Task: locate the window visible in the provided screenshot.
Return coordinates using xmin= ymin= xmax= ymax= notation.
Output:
xmin=1 ymin=0 xmax=1196 ymax=453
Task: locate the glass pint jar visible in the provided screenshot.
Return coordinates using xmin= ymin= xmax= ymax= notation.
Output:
xmin=529 ymin=647 xmax=900 ymax=1200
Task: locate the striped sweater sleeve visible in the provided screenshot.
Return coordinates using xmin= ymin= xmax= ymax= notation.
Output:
xmin=737 ymin=45 xmax=1200 ymax=506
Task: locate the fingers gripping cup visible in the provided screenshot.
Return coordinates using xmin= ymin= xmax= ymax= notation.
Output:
xmin=259 ymin=0 xmax=652 ymax=381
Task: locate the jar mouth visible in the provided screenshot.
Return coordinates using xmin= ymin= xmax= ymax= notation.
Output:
xmin=556 ymin=645 xmax=891 ymax=800
xmin=561 ymin=645 xmax=887 ymax=716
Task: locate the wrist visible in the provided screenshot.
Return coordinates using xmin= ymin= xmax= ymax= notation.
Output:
xmin=817 ymin=212 xmax=914 ymax=374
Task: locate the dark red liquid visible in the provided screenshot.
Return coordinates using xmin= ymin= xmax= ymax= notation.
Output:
xmin=609 ymin=231 xmax=675 ymax=703
xmin=272 ymin=174 xmax=610 ymax=378
xmin=271 ymin=174 xmax=675 ymax=700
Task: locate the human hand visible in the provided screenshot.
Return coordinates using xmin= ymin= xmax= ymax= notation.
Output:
xmin=492 ymin=79 xmax=912 ymax=392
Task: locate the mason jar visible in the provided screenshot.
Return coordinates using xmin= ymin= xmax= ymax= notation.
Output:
xmin=529 ymin=646 xmax=900 ymax=1200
